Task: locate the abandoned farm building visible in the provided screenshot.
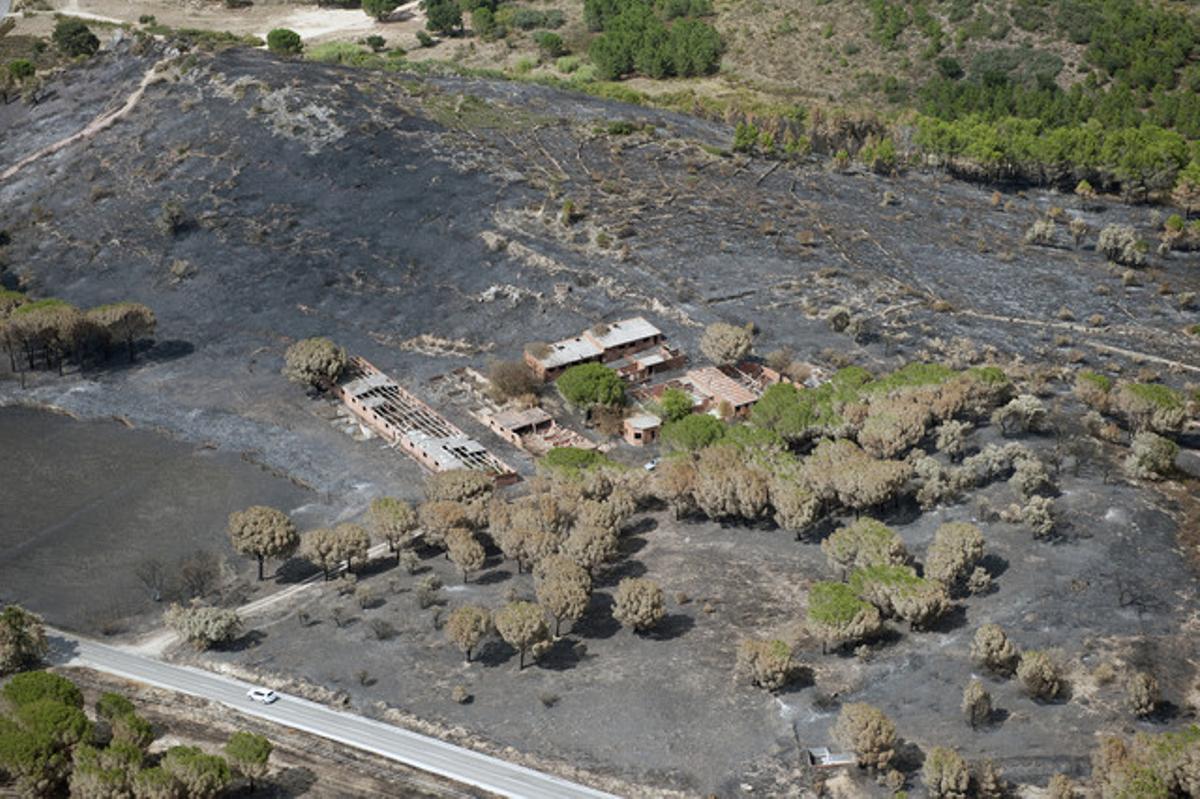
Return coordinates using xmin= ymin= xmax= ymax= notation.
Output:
xmin=632 ymin=362 xmax=789 ymax=422
xmin=525 ymin=317 xmax=675 ymax=381
xmin=333 ymin=357 xmax=518 ymax=485
xmin=480 ymin=405 xmax=597 ymax=455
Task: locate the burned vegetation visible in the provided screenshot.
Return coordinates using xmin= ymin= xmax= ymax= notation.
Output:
xmin=0 ymin=38 xmax=1198 ymax=798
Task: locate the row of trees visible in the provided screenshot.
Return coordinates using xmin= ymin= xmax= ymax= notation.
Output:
xmin=0 ymin=669 xmax=272 ymax=797
xmin=225 ymin=464 xmax=641 ymax=594
xmin=0 ymin=293 xmax=156 ymax=376
xmin=445 ymin=575 xmax=665 ymax=669
xmin=831 ymin=697 xmax=1199 ymax=796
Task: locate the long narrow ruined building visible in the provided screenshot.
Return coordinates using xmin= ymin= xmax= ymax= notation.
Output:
xmin=333 ymin=357 xmax=518 ymax=485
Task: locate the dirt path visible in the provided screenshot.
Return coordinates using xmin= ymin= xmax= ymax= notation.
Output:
xmin=60 ymin=0 xmax=123 ymax=24
xmin=124 ymin=541 xmax=395 ymax=656
xmin=954 ymin=308 xmax=1200 ymax=374
xmin=0 ymin=57 xmax=169 ymax=183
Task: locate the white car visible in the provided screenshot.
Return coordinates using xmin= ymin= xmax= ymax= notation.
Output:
xmin=643 ymin=459 xmax=659 ymax=471
xmin=246 ymin=687 xmax=278 ymax=704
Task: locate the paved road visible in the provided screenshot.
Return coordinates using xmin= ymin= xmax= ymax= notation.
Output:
xmin=51 ymin=632 xmax=620 ymax=799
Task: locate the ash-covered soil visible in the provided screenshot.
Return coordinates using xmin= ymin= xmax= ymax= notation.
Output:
xmin=0 ymin=45 xmax=1195 ymax=496
xmin=191 ymin=418 xmax=1200 ymax=796
xmin=0 ymin=406 xmax=325 ymax=633
xmin=1 ymin=43 xmax=1199 ymax=797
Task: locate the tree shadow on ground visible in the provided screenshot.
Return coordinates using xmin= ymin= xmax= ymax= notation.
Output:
xmin=926 ymin=603 xmax=969 ymax=633
xmin=93 ymin=340 xmax=195 ymax=375
xmin=875 ymin=497 xmax=924 ymax=527
xmin=474 ymin=568 xmax=512 ymax=586
xmin=893 ymin=737 xmax=925 ymax=774
xmin=980 ymin=707 xmax=1009 ymax=728
xmin=798 ymin=516 xmax=840 ymax=545
xmin=596 ymin=559 xmax=646 ymax=587
xmin=223 ymin=629 xmax=267 ymax=652
xmin=828 ymin=626 xmax=901 ymax=658
xmin=624 ymin=516 xmax=658 ymax=536
xmin=979 ymin=553 xmax=1009 ymax=580
xmin=573 ymin=592 xmax=620 ymax=639
xmin=353 ymin=557 xmax=396 ymax=580
xmin=275 ymin=557 xmax=319 ymax=585
xmin=644 ymin=613 xmax=694 ymax=641
xmin=776 ymin=665 xmax=816 ymax=695
xmin=1146 ymin=701 xmax=1182 ymax=724
xmin=537 ymin=637 xmax=585 ymax=671
xmin=620 ymin=536 xmax=648 ymax=558
xmin=476 ymin=638 xmax=516 ymax=668
xmin=271 ymin=765 xmax=317 ymax=797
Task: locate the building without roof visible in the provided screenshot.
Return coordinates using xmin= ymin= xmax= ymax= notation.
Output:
xmin=684 ymin=366 xmax=760 ymax=416
xmin=608 ymin=344 xmax=687 ymax=383
xmin=333 ymin=357 xmax=518 ymax=485
xmin=630 ymin=360 xmax=789 ymax=420
xmin=525 ymin=317 xmax=667 ymax=380
xmin=623 ymin=413 xmax=662 ymax=446
xmin=479 ymin=405 xmax=597 ymax=455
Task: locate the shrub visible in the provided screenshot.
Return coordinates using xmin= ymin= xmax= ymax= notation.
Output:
xmin=962 ymin=680 xmax=991 ymax=728
xmin=509 ymin=8 xmax=565 ymax=29
xmin=971 ymin=623 xmax=1018 ymax=674
xmin=735 ymin=638 xmax=795 ymax=691
xmin=539 ymin=445 xmax=602 ymax=475
xmin=925 ymin=522 xmax=984 ymax=587
xmin=533 ymin=31 xmax=565 ymax=58
xmin=700 ymin=322 xmax=753 ymax=364
xmin=658 ymin=387 xmax=693 ymax=421
xmin=1017 ymin=650 xmax=1061 ymax=700
xmin=282 ymin=337 xmax=347 ymax=390
xmin=425 ymin=0 xmax=463 ymax=34
xmin=1114 ymin=382 xmax=1187 ymax=432
xmin=1046 ymin=774 xmax=1076 ymax=799
xmin=53 ymin=19 xmax=100 ymax=57
xmin=1098 ymin=224 xmax=1146 ymax=267
xmin=612 ymin=577 xmax=665 ymax=632
xmin=991 ymin=394 xmax=1047 ymax=435
xmin=472 ymin=6 xmax=496 ymax=37
xmin=2 ymin=671 xmax=83 ymax=708
xmin=557 ymin=362 xmax=625 ymax=407
xmin=849 ymin=565 xmax=949 ymax=629
xmin=1126 ymin=671 xmax=1160 ymax=717
xmin=1124 ymin=432 xmax=1178 ymax=479
xmin=163 ymin=605 xmax=242 ymax=650
xmin=833 ymin=703 xmax=896 ymax=770
xmin=661 ymin=413 xmax=724 ymax=451
xmin=488 ymin=359 xmax=538 ymax=401
xmin=1074 ymin=370 xmax=1113 ymax=410
xmin=923 ymin=746 xmax=970 ymax=798
xmin=416 ymin=30 xmax=435 ymax=47
xmin=806 ymin=582 xmax=882 ymax=650
xmin=732 ymin=122 xmax=759 ymax=153
xmin=8 ymin=59 xmax=35 ymax=81
xmin=1024 ymin=218 xmax=1056 ymax=246
xmin=362 ymin=0 xmax=400 ymax=20
xmin=266 ymin=28 xmax=303 ymax=55
xmin=0 ymin=604 xmax=49 ymax=675
xmin=822 ymin=518 xmax=908 ymax=574
xmin=157 ymin=200 xmax=186 ymax=236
